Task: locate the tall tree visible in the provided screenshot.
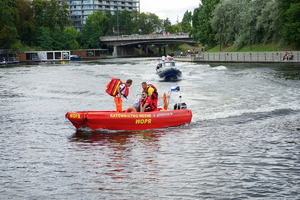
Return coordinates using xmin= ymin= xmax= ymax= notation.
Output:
xmin=190 ymin=0 xmax=220 ymax=49
xmin=15 ymin=0 xmax=35 ymax=46
xmin=211 ymin=0 xmax=249 ymax=49
xmin=256 ymin=0 xmax=282 ymax=44
xmin=31 ymin=0 xmax=70 ymax=30
xmin=119 ymin=10 xmax=134 ymax=35
xmin=279 ymin=0 xmax=300 ymax=48
xmin=165 ymin=24 xmax=180 ymax=33
xmin=81 ymin=11 xmax=109 ymax=49
xmin=63 ymin=27 xmax=80 ymax=49
xmin=181 ymin=10 xmax=192 ymax=33
xmin=134 ymin=12 xmax=163 ymax=34
xmin=0 ymin=0 xmax=19 ymax=48
xmin=36 ymin=26 xmax=53 ymax=50
xmin=163 ymin=18 xmax=171 ymax=27
xmin=210 ymin=0 xmax=282 ymax=50
xmin=182 ymin=10 xmax=192 ymax=23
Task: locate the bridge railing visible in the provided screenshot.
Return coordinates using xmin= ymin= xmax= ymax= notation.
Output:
xmin=101 ymin=33 xmax=191 ymax=41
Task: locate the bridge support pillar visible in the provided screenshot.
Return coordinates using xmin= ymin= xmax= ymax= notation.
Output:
xmin=112 ymin=45 xmax=135 ymax=57
xmin=113 ymin=46 xmax=118 ymax=57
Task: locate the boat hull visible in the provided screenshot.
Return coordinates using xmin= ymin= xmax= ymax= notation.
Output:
xmin=157 ymin=68 xmax=182 ymax=80
xmin=66 ymin=109 xmax=192 ymax=131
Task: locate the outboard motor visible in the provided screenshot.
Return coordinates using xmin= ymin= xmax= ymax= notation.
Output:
xmin=133 ymin=100 xmax=140 ymax=112
xmin=174 ymin=102 xmax=187 ymax=110
xmin=169 ymin=85 xmax=188 ymax=110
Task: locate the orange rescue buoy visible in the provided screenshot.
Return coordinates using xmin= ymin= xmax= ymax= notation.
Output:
xmin=163 ymin=93 xmax=168 ymax=110
xmin=125 ymin=107 xmax=137 ymax=112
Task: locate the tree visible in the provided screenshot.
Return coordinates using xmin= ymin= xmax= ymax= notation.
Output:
xmin=31 ymin=0 xmax=70 ymax=30
xmin=279 ymin=0 xmax=300 ymax=48
xmin=119 ymin=10 xmax=134 ymax=35
xmin=256 ymin=0 xmax=282 ymax=44
xmin=190 ymin=0 xmax=220 ymax=49
xmin=163 ymin=18 xmax=171 ymax=31
xmin=63 ymin=27 xmax=80 ymax=49
xmin=165 ymin=24 xmax=180 ymax=33
xmin=210 ymin=0 xmax=282 ymax=50
xmin=36 ymin=26 xmax=53 ymax=50
xmin=180 ymin=10 xmax=192 ymax=33
xmin=182 ymin=10 xmax=192 ymax=23
xmin=51 ymin=26 xmax=67 ymax=50
xmin=134 ymin=12 xmax=163 ymax=34
xmin=164 ymin=18 xmax=171 ymax=27
xmin=211 ymin=0 xmax=249 ymax=50
xmin=0 ymin=0 xmax=19 ymax=48
xmin=15 ymin=0 xmax=35 ymax=46
xmin=81 ymin=11 xmax=109 ymax=49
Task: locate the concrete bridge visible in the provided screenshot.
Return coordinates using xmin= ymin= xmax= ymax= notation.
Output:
xmin=100 ymin=34 xmax=195 ymax=57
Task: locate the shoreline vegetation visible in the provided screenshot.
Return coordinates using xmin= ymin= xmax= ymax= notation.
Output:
xmin=175 ymin=43 xmax=296 ymax=54
xmin=171 ymin=43 xmax=300 ymax=63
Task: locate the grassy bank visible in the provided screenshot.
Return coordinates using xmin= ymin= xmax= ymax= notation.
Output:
xmin=206 ymin=43 xmax=295 ymax=52
xmin=169 ymin=43 xmax=296 ymax=54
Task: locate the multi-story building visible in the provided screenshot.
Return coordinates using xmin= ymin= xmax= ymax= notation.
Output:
xmin=60 ymin=0 xmax=140 ymax=32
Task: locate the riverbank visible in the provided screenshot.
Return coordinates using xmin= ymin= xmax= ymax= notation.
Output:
xmin=174 ymin=51 xmax=300 ymax=63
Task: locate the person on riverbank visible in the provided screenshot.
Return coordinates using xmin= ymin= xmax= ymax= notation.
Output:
xmin=141 ymin=82 xmax=158 ymax=108
xmin=114 ymin=79 xmax=133 ymax=112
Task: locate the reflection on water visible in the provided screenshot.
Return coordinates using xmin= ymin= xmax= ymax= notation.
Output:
xmin=69 ymin=130 xmax=169 ymax=183
xmin=70 ymin=129 xmax=165 ymax=146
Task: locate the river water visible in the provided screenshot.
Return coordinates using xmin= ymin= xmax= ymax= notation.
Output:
xmin=1 ymin=58 xmax=299 ymax=199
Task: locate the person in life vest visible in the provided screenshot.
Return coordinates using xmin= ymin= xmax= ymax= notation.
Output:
xmin=156 ymin=58 xmax=162 ymax=71
xmin=114 ymin=79 xmax=133 ymax=112
xmin=140 ymin=91 xmax=157 ymax=112
xmin=141 ymin=82 xmax=158 ymax=108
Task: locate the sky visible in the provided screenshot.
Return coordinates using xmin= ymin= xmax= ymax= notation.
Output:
xmin=139 ymin=0 xmax=200 ymax=24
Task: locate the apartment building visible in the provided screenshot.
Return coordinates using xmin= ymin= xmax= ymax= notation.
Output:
xmin=60 ymin=0 xmax=140 ymax=32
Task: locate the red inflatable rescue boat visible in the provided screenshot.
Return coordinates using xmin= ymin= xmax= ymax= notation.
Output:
xmin=65 ymin=85 xmax=192 ymax=131
xmin=66 ymin=109 xmax=192 ymax=131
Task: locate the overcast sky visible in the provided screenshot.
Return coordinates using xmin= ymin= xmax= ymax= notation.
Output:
xmin=139 ymin=0 xmax=200 ymax=24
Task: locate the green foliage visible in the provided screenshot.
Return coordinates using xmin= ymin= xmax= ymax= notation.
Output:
xmin=31 ymin=0 xmax=70 ymax=30
xmin=119 ymin=10 xmax=134 ymax=35
xmin=165 ymin=25 xmax=180 ymax=33
xmin=64 ymin=27 xmax=80 ymax=49
xmin=208 ymin=0 xmax=286 ymax=50
xmin=163 ymin=18 xmax=171 ymax=28
xmin=181 ymin=21 xmax=191 ymax=33
xmin=0 ymin=0 xmax=19 ymax=48
xmin=182 ymin=11 xmax=192 ymax=23
xmin=0 ymin=25 xmax=18 ymax=49
xmin=36 ymin=27 xmax=53 ymax=50
xmin=81 ymin=11 xmax=109 ymax=48
xmin=0 ymin=0 xmax=19 ymax=27
xmin=207 ymin=43 xmax=294 ymax=52
xmin=134 ymin=12 xmax=163 ymax=34
xmin=2 ymin=0 xmax=298 ymax=51
xmin=51 ymin=27 xmax=67 ymax=50
xmin=256 ymin=1 xmax=282 ymax=44
xmin=15 ymin=0 xmax=35 ymax=45
xmin=279 ymin=1 xmax=300 ymax=48
xmin=180 ymin=10 xmax=193 ymax=33
xmin=190 ymin=0 xmax=220 ymax=48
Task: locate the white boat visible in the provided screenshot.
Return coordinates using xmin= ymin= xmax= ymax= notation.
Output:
xmin=156 ymin=56 xmax=182 ymax=80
